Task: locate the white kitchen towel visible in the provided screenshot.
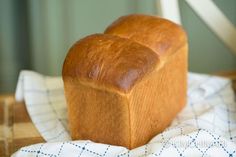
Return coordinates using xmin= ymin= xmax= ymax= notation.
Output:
xmin=13 ymin=70 xmax=236 ymax=157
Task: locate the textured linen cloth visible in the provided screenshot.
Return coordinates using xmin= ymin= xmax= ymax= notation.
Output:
xmin=13 ymin=70 xmax=236 ymax=157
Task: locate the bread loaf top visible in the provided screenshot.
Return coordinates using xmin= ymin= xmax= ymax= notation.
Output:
xmin=63 ymin=34 xmax=160 ymax=93
xmin=105 ymin=14 xmax=187 ymax=57
xmin=63 ymin=14 xmax=187 ymax=94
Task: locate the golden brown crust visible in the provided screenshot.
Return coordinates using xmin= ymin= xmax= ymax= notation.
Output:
xmin=105 ymin=14 xmax=187 ymax=57
xmin=63 ymin=33 xmax=160 ymax=93
xmin=62 ymin=14 xmax=188 ymax=149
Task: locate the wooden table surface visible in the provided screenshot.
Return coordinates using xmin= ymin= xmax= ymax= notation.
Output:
xmin=0 ymin=72 xmax=236 ymax=157
xmin=0 ymin=96 xmax=45 ymax=157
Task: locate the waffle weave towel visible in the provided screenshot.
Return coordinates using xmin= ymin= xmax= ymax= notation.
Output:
xmin=13 ymin=70 xmax=236 ymax=157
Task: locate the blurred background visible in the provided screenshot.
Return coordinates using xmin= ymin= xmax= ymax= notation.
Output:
xmin=0 ymin=0 xmax=236 ymax=93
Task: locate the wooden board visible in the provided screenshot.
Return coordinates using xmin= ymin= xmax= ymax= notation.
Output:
xmin=0 ymin=73 xmax=236 ymax=157
xmin=0 ymin=96 xmax=45 ymax=157
xmin=0 ymin=96 xmax=6 ymax=157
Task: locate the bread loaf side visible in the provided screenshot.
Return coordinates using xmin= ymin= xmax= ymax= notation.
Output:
xmin=63 ymin=14 xmax=188 ymax=149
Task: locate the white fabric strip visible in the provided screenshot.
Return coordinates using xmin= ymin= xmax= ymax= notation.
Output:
xmin=185 ymin=0 xmax=236 ymax=54
xmin=156 ymin=0 xmax=182 ymax=24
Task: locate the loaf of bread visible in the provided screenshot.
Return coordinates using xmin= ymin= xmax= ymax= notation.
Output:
xmin=63 ymin=14 xmax=188 ymax=149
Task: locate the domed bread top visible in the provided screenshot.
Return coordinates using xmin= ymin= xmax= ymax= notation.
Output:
xmin=105 ymin=14 xmax=187 ymax=57
xmin=63 ymin=34 xmax=161 ymax=93
xmin=63 ymin=14 xmax=188 ymax=149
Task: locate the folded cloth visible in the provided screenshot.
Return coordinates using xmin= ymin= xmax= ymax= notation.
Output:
xmin=13 ymin=70 xmax=236 ymax=157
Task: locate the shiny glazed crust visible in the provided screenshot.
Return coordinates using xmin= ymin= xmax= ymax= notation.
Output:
xmin=63 ymin=14 xmax=188 ymax=149
xmin=105 ymin=14 xmax=187 ymax=57
xmin=63 ymin=33 xmax=160 ymax=93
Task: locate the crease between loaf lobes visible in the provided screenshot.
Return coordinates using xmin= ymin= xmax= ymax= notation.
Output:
xmin=62 ymin=14 xmax=188 ymax=149
xmin=63 ymin=14 xmax=187 ymax=93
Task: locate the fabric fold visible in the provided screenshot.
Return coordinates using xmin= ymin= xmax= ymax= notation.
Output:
xmin=12 ymin=70 xmax=236 ymax=157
